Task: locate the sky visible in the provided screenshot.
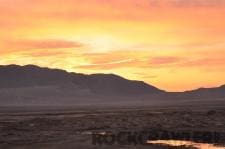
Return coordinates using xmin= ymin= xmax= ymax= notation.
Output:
xmin=0 ymin=0 xmax=225 ymax=91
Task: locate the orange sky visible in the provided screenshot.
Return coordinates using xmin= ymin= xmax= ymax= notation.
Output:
xmin=0 ymin=0 xmax=225 ymax=91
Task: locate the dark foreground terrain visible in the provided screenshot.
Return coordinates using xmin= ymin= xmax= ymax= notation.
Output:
xmin=0 ymin=105 xmax=225 ymax=149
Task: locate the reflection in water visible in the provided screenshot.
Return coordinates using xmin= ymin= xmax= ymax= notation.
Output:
xmin=147 ymin=140 xmax=225 ymax=149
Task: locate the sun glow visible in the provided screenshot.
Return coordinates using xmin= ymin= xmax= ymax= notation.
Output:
xmin=80 ymin=35 xmax=121 ymax=52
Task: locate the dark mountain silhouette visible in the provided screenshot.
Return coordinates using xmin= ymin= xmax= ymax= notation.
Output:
xmin=0 ymin=64 xmax=224 ymax=106
xmin=158 ymin=85 xmax=225 ymax=101
xmin=182 ymin=85 xmax=225 ymax=98
xmin=0 ymin=64 xmax=163 ymax=95
xmin=188 ymin=85 xmax=225 ymax=94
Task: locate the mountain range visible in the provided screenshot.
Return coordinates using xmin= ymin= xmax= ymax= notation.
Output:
xmin=0 ymin=64 xmax=224 ymax=106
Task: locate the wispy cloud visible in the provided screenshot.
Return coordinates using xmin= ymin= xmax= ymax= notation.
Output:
xmin=179 ymin=58 xmax=225 ymax=68
xmin=169 ymin=0 xmax=225 ymax=7
xmin=77 ymin=58 xmax=140 ymax=70
xmin=4 ymin=39 xmax=84 ymax=50
xmin=19 ymin=50 xmax=70 ymax=58
xmin=77 ymin=51 xmax=225 ymax=71
xmin=149 ymin=56 xmax=182 ymax=65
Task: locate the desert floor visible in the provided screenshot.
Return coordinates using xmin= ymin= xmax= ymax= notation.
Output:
xmin=0 ymin=104 xmax=225 ymax=149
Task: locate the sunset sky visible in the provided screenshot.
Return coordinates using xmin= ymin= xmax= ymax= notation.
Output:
xmin=0 ymin=0 xmax=225 ymax=91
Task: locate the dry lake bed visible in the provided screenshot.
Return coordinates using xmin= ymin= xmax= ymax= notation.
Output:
xmin=0 ymin=105 xmax=225 ymax=149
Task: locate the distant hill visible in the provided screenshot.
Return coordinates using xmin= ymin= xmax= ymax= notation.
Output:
xmin=163 ymin=85 xmax=225 ymax=100
xmin=0 ymin=64 xmax=224 ymax=106
xmin=0 ymin=64 xmax=163 ymax=96
xmin=183 ymin=85 xmax=225 ymax=98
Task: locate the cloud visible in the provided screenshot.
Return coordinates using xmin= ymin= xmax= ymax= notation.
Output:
xmin=76 ymin=51 xmax=147 ymax=70
xmin=77 ymin=52 xmax=186 ymax=70
xmin=19 ymin=50 xmax=70 ymax=58
xmin=76 ymin=50 xmax=225 ymax=72
xmin=133 ymin=72 xmax=158 ymax=79
xmin=77 ymin=58 xmax=140 ymax=70
xmin=81 ymin=52 xmax=132 ymax=64
xmin=169 ymin=0 xmax=225 ymax=7
xmin=3 ymin=39 xmax=84 ymax=51
xmin=179 ymin=58 xmax=225 ymax=68
xmin=148 ymin=56 xmax=225 ymax=70
xmin=149 ymin=56 xmax=182 ymax=65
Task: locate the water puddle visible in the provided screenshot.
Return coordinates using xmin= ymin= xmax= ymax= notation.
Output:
xmin=147 ymin=140 xmax=225 ymax=149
